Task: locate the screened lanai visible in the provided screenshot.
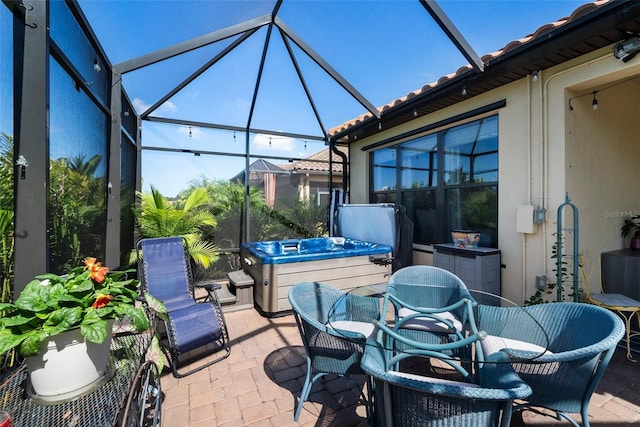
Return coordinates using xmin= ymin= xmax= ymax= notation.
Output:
xmin=2 ymin=0 xmax=631 ymax=296
xmin=0 ymin=0 xmax=489 ymax=292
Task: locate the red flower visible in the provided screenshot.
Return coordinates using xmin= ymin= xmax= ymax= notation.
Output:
xmin=92 ymin=294 xmax=113 ymax=309
xmin=84 ymin=257 xmax=109 ymax=283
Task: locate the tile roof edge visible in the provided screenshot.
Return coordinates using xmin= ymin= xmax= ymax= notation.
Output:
xmin=328 ymin=0 xmax=612 ymax=137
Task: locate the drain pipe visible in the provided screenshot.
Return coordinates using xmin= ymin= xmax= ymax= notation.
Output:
xmin=331 ymin=141 xmax=348 ymax=197
xmin=522 ymin=71 xmax=535 ymax=303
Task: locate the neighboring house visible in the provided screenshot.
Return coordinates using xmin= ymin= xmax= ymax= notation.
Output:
xmin=328 ymin=0 xmax=640 ymax=304
xmin=231 ymin=147 xmax=347 ymax=208
xmin=283 ymin=146 xmax=347 ymax=207
xmin=230 ymin=159 xmax=290 ymax=207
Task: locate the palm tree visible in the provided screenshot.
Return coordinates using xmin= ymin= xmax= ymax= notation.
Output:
xmin=135 ymin=186 xmax=219 ymax=268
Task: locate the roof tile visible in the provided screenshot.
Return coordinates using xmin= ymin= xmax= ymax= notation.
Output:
xmin=282 ymin=146 xmax=348 ymax=173
xmin=329 ymin=0 xmax=613 ymax=137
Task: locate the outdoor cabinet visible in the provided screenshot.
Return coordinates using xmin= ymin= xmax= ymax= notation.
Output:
xmin=433 ymin=244 xmax=501 ymax=295
xmin=601 ymin=249 xmax=640 ymax=301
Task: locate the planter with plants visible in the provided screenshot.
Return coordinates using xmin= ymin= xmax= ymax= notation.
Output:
xmin=0 ymin=257 xmax=151 ymax=398
xmin=621 ymin=216 xmax=640 ymax=250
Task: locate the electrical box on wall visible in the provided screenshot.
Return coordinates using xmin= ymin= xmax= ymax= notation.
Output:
xmin=516 ymin=205 xmax=535 ymax=234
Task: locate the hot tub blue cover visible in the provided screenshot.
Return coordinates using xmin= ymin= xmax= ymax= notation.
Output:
xmin=241 ymin=237 xmax=392 ymax=264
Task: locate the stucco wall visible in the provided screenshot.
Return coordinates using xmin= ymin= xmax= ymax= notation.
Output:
xmin=347 ymin=44 xmax=640 ymax=304
xmin=564 ymin=61 xmax=640 ymax=263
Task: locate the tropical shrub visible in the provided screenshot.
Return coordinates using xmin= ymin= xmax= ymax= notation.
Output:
xmin=49 ymin=154 xmax=106 ymax=273
xmin=135 ymin=186 xmax=219 ymax=269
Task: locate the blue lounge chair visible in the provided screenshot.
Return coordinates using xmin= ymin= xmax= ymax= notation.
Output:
xmin=137 ymin=236 xmax=231 ymax=378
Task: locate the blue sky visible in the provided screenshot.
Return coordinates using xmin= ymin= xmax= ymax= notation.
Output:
xmin=3 ymin=1 xmax=590 ymax=197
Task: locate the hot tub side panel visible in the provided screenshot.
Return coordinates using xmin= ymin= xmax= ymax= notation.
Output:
xmin=241 ymin=252 xmax=391 ymax=316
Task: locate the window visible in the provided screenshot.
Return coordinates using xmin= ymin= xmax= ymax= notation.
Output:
xmin=371 ymin=147 xmax=397 ymax=203
xmin=370 ymin=115 xmax=498 ymax=247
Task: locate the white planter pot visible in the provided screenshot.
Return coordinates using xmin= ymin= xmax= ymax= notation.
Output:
xmin=26 ymin=323 xmax=113 ymax=398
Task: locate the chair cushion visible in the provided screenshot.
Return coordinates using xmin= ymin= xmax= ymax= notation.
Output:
xmin=590 ymin=293 xmax=640 ymax=308
xmin=397 ymin=307 xmax=462 ymax=333
xmin=328 ymin=320 xmax=376 ymax=338
xmin=480 ymin=335 xmax=551 ymax=357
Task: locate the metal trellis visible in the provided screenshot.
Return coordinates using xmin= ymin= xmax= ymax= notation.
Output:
xmin=556 ymin=192 xmax=580 ymax=302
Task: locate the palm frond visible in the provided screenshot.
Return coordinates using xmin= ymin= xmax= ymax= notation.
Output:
xmin=186 ymin=239 xmax=219 ymax=269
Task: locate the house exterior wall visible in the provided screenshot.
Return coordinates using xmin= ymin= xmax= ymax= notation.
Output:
xmin=348 ymin=44 xmax=640 ymax=304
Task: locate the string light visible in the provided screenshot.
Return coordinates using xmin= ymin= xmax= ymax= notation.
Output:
xmin=567 ymin=75 xmax=640 ymax=111
xmin=461 ymin=86 xmax=468 ymax=96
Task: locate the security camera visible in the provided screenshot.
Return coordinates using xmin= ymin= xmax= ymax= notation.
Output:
xmin=613 ymin=36 xmax=640 ymax=63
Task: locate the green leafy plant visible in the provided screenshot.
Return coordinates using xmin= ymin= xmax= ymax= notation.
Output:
xmin=621 ymin=216 xmax=640 ymax=239
xmin=0 ymin=257 xmax=150 ymax=357
xmin=524 ymin=235 xmax=582 ymax=305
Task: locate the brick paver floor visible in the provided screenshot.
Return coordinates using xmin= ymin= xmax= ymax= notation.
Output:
xmin=160 ymin=307 xmax=640 ymax=427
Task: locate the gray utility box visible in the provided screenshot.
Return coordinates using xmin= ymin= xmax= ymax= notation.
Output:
xmin=433 ymin=244 xmax=501 ymax=295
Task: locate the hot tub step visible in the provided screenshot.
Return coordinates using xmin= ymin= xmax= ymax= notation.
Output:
xmin=216 ymin=283 xmax=238 ymax=306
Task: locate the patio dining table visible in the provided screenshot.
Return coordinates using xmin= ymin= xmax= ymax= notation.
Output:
xmin=328 ymin=284 xmax=551 ymax=365
xmin=326 ymin=284 xmax=548 ymax=426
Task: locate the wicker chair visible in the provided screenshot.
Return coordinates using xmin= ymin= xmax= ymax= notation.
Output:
xmin=361 ymin=336 xmax=532 ymax=427
xmin=288 ymin=281 xmax=380 ymax=421
xmin=477 ymin=302 xmax=625 ymax=427
xmin=382 ymin=265 xmax=476 ymax=359
xmin=137 ymin=236 xmax=231 ymax=378
xmin=579 ymin=250 xmax=640 ymax=361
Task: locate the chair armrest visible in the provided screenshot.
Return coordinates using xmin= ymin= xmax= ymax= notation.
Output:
xmin=387 ymin=293 xmax=473 ymax=315
xmin=363 ymin=343 xmax=531 ymax=401
xmin=195 ymin=282 xmax=222 ymax=292
xmin=193 ymin=281 xmax=225 ymax=304
xmin=477 ymin=352 xmax=533 ymax=399
xmin=374 ymin=319 xmax=486 ymax=353
xmin=373 ymin=319 xmax=486 ymax=381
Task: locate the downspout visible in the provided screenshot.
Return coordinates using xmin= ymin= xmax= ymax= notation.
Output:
xmin=329 ymin=140 xmax=333 ymax=195
xmin=331 ymin=142 xmax=348 ymax=196
xmin=523 ymin=71 xmax=534 ymax=303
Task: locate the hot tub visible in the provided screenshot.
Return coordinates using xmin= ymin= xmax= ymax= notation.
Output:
xmin=240 ymin=237 xmax=393 ymax=316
